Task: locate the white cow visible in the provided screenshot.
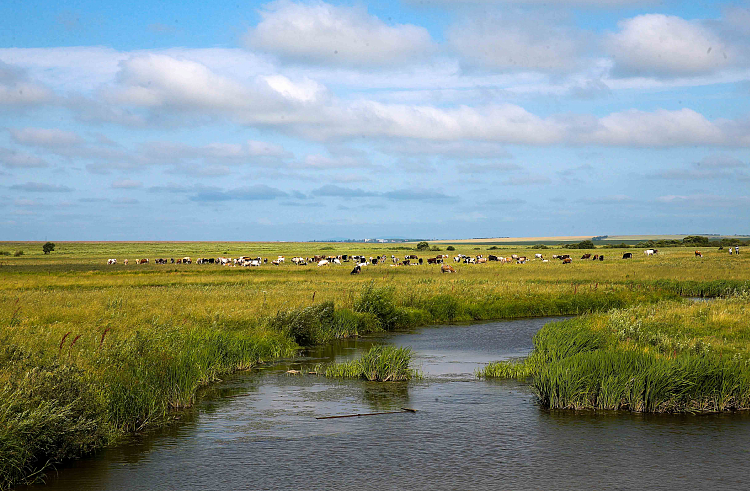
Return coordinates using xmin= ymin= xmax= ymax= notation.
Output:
xmin=107 ymin=258 xmax=117 ymax=265
xmin=318 ymin=259 xmax=329 ymax=266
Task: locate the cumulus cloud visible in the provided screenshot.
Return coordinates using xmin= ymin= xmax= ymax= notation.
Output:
xmin=9 ymin=127 xmax=82 ymax=148
xmin=447 ymin=13 xmax=588 ymax=71
xmin=9 ymin=182 xmax=73 ymax=192
xmin=245 ymin=1 xmax=435 ymax=67
xmin=0 ymin=147 xmax=49 ymax=168
xmin=0 ymin=61 xmax=54 ymax=105
xmin=606 ymin=14 xmax=738 ymax=77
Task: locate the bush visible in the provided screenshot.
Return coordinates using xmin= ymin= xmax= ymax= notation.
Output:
xmin=430 ymin=246 xmax=442 ymax=251
xmin=532 ymin=244 xmax=549 ymax=249
xmin=488 ymin=246 xmax=499 ymax=250
xmin=0 ymin=251 xmax=9 ymax=256
xmin=13 ymin=251 xmax=23 ymax=257
xmin=446 ymin=246 xmax=455 ymax=251
xmin=42 ymin=242 xmax=55 ymax=254
xmin=354 ymin=282 xmax=406 ymax=331
xmin=416 ymin=241 xmax=430 ymax=251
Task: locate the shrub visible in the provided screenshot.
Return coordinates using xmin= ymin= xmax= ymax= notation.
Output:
xmin=416 ymin=241 xmax=430 ymax=251
xmin=42 ymin=242 xmax=55 ymax=254
xmin=13 ymin=250 xmax=23 ymax=257
xmin=446 ymin=246 xmax=455 ymax=251
xmin=430 ymin=246 xmax=442 ymax=251
xmin=324 ymin=345 xmax=418 ymax=381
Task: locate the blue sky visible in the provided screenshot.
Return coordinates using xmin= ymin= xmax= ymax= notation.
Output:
xmin=1 ymin=0 xmax=749 ymax=241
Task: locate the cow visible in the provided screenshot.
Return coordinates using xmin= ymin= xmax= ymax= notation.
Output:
xmin=181 ymin=257 xmax=190 ymax=264
xmin=599 ymin=255 xmax=604 ymax=261
xmin=592 ymin=255 xmax=599 ymax=260
xmin=581 ymin=254 xmax=591 ymax=259
xmin=107 ymin=258 xmax=117 ymax=265
xmin=695 ymin=251 xmax=703 ymax=258
xmin=170 ymin=258 xmax=175 ymax=264
xmin=534 ymin=254 xmax=543 ymax=259
xmin=318 ymin=259 xmax=329 ymax=266
xmin=478 ymin=257 xmax=488 ymax=264
xmin=123 ymin=259 xmax=128 ymax=265
xmin=517 ymin=256 xmax=527 ymax=264
xmin=138 ymin=258 xmax=149 ymax=264
xmin=350 ymin=265 xmax=361 ymax=275
xmin=488 ymin=255 xmax=499 ymax=261
xmin=622 ymin=252 xmax=632 ymax=259
xmin=441 ymin=264 xmax=456 ymax=273
xmin=406 ymin=254 xmax=418 ymax=260
xmin=217 ymin=257 xmax=231 ymax=265
xmin=562 ymin=257 xmax=572 ymax=264
xmin=427 ymin=257 xmax=438 ymax=264
xmin=644 ymin=249 xmax=658 ymax=256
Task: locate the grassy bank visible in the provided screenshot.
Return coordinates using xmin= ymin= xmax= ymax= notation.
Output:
xmin=2 ymin=241 xmax=750 ymax=488
xmin=479 ymin=295 xmax=750 ymax=412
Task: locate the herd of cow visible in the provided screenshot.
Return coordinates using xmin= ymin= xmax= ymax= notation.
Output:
xmin=105 ymin=248 xmax=707 ymax=270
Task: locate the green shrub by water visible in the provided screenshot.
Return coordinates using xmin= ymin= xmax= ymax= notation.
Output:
xmin=324 ymin=346 xmax=419 ymax=382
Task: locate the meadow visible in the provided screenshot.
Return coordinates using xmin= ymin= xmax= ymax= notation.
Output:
xmin=1 ymin=241 xmax=749 ymax=488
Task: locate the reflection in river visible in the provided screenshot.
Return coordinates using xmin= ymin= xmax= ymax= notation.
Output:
xmin=22 ymin=317 xmax=750 ymax=490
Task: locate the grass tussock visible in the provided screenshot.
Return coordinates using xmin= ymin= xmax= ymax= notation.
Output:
xmin=323 ymin=346 xmax=419 ymax=382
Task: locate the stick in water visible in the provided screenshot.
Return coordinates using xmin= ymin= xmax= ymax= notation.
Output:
xmin=316 ymin=408 xmax=417 ymax=420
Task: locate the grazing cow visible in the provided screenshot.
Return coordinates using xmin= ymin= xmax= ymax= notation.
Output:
xmin=622 ymin=252 xmax=633 ymax=259
xmin=170 ymin=258 xmax=175 ymax=264
xmin=695 ymin=251 xmax=703 ymax=258
xmin=644 ymin=249 xmax=658 ymax=256
xmin=427 ymin=257 xmax=438 ymax=264
xmin=511 ymin=254 xmax=519 ymax=260
xmin=318 ymin=259 xmax=329 ymax=266
xmin=599 ymin=255 xmax=604 ymax=261
xmin=562 ymin=257 xmax=572 ymax=264
xmin=441 ymin=264 xmax=456 ymax=273
xmin=107 ymin=258 xmax=117 ymax=265
xmin=123 ymin=259 xmax=128 ymax=265
xmin=217 ymin=257 xmax=231 ymax=265
xmin=478 ymin=257 xmax=488 ymax=264
xmin=406 ymin=254 xmax=418 ymax=260
xmin=488 ymin=255 xmax=499 ymax=261
xmin=534 ymin=254 xmax=543 ymax=259
xmin=182 ymin=257 xmax=190 ymax=264
xmin=581 ymin=254 xmax=591 ymax=259
xmin=137 ymin=258 xmax=148 ymax=265
xmin=592 ymin=255 xmax=599 ymax=260
xmin=350 ymin=265 xmax=361 ymax=275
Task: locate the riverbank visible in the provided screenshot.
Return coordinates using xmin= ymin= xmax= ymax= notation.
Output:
xmin=480 ymin=294 xmax=750 ymax=412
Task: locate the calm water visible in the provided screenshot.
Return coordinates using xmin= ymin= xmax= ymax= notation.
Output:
xmin=23 ymin=317 xmax=750 ymax=490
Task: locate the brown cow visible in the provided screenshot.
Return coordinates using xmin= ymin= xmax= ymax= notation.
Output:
xmin=581 ymin=254 xmax=592 ymax=259
xmin=441 ymin=264 xmax=456 ymax=273
xmin=695 ymin=251 xmax=703 ymax=257
xmin=562 ymin=257 xmax=572 ymax=264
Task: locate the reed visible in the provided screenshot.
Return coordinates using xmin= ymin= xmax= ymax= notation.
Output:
xmin=324 ymin=346 xmax=419 ymax=382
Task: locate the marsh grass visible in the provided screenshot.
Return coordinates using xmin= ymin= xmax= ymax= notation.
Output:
xmin=480 ymin=295 xmax=750 ymax=413
xmin=324 ymin=346 xmax=419 ymax=381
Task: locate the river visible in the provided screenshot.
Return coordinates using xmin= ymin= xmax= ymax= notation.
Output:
xmin=23 ymin=317 xmax=750 ymax=490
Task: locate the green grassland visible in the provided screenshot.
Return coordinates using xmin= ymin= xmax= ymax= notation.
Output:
xmin=1 ymin=241 xmax=750 ymax=488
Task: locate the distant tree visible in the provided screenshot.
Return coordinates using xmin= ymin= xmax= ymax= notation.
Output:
xmin=577 ymin=240 xmax=595 ymax=249
xmin=446 ymin=246 xmax=455 ymax=251
xmin=531 ymin=244 xmax=549 ymax=250
xmin=488 ymin=246 xmax=499 ymax=250
xmin=683 ymin=235 xmax=710 ymax=246
xmin=14 ymin=250 xmax=24 ymax=257
xmin=430 ymin=246 xmax=442 ymax=251
xmin=416 ymin=241 xmax=430 ymax=251
xmin=43 ymin=242 xmax=55 ymax=254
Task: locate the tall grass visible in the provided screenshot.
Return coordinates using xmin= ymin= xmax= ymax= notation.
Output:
xmin=480 ymin=295 xmax=750 ymax=413
xmin=324 ymin=346 xmax=419 ymax=382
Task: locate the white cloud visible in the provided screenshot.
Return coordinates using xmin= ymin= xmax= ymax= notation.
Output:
xmin=448 ymin=13 xmax=588 ymax=71
xmin=0 ymin=147 xmax=49 ymax=168
xmin=606 ymin=14 xmax=738 ymax=77
xmin=244 ymin=1 xmax=435 ymax=67
xmin=0 ymin=61 xmax=54 ymax=105
xmin=9 ymin=127 xmax=82 ymax=148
